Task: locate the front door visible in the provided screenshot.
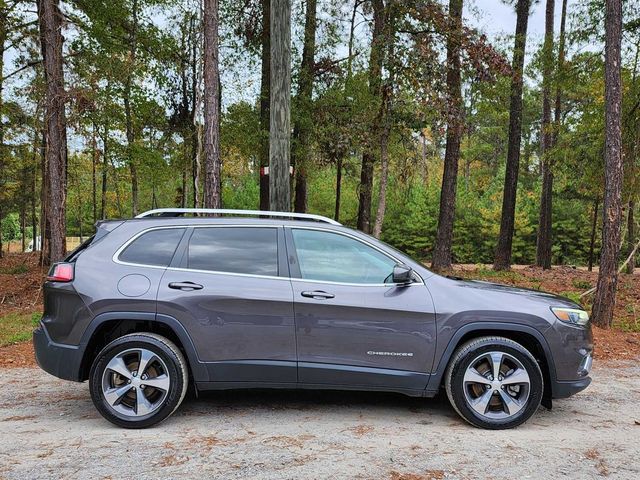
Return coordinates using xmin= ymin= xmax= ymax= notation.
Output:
xmin=285 ymin=227 xmax=436 ymax=393
xmin=157 ymin=225 xmax=296 ymax=384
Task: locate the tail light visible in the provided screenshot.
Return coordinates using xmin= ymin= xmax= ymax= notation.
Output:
xmin=47 ymin=263 xmax=74 ymax=282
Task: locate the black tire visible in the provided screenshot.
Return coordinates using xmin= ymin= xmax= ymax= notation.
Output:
xmin=89 ymin=333 xmax=188 ymax=428
xmin=444 ymin=336 xmax=543 ymax=429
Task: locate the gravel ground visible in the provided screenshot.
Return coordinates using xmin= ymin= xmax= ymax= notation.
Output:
xmin=0 ymin=360 xmax=639 ymax=480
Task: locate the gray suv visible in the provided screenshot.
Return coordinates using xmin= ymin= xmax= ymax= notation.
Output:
xmin=33 ymin=208 xmax=593 ymax=429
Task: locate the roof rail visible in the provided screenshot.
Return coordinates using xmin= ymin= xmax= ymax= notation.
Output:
xmin=135 ymin=208 xmax=342 ymax=226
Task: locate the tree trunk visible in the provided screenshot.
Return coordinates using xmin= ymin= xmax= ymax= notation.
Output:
xmin=269 ymin=0 xmax=291 ymax=212
xmin=421 ymin=133 xmax=428 ymax=185
xmin=20 ymin=206 xmax=26 ymax=252
xmin=553 ymin=0 xmax=568 ymax=146
xmin=100 ymin=125 xmax=108 ymax=219
xmin=588 ymin=198 xmax=599 ymax=272
xmin=193 ymin=123 xmax=202 ymax=208
xmin=372 ymin=3 xmax=397 ymax=239
xmin=335 ymin=155 xmax=342 ymax=222
xmin=111 ymin=154 xmax=123 ymax=218
xmin=31 ymin=125 xmax=39 ymax=252
xmin=259 ymin=0 xmax=271 ymax=210
xmin=346 ymin=0 xmax=358 ymax=80
xmin=191 ymin=21 xmax=201 ymax=209
xmin=152 ymin=183 xmax=157 ymax=209
xmin=38 ymin=0 xmax=67 ymax=264
xmin=357 ymin=155 xmax=374 ymax=232
xmin=78 ymin=202 xmax=83 ymax=242
xmin=493 ymin=0 xmax=531 ymax=271
xmin=292 ymin=0 xmax=317 ymax=213
xmin=591 ymin=0 xmax=623 ymax=329
xmin=181 ymin=140 xmax=188 ymax=208
xmin=91 ymin=122 xmax=98 ymax=224
xmin=203 ymin=0 xmax=222 ymax=209
xmin=124 ymin=94 xmax=138 ymax=216
xmin=432 ymin=0 xmax=463 ymax=269
xmin=372 ymin=89 xmax=392 ymax=239
xmin=357 ymin=0 xmax=385 ymax=233
xmin=39 ymin=127 xmax=46 ymax=264
xmin=626 ymin=200 xmax=635 ymax=274
xmin=0 ymin=4 xmax=4 ymax=258
xmin=535 ymin=0 xmax=555 ymax=270
xmin=124 ymin=0 xmax=139 ymax=216
xmin=464 ymin=81 xmax=476 ymax=190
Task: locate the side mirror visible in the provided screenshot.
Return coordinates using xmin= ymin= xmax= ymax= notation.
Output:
xmin=392 ymin=264 xmax=413 ymax=284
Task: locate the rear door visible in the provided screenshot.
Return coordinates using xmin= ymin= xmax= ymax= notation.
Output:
xmin=286 ymin=227 xmax=436 ymax=393
xmin=156 ymin=225 xmax=297 ymax=384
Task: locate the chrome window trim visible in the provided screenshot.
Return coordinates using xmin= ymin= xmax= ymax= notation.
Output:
xmin=112 ymin=223 xmax=424 ymax=287
xmin=165 ymin=265 xmax=287 ymax=282
xmin=289 ymin=277 xmax=423 ymax=288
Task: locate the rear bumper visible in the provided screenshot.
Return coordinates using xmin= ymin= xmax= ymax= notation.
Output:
xmin=551 ymin=376 xmax=592 ymax=399
xmin=33 ymin=323 xmax=83 ymax=382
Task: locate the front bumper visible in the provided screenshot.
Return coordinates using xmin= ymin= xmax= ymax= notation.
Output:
xmin=33 ymin=323 xmax=83 ymax=382
xmin=551 ymin=349 xmax=593 ymax=399
xmin=552 ymin=376 xmax=592 ymax=398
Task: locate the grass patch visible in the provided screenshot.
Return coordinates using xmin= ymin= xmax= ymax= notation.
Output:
xmin=559 ymin=291 xmax=583 ymax=305
xmin=0 ymin=263 xmax=29 ymax=275
xmin=571 ymin=279 xmax=592 ymax=290
xmin=473 ymin=266 xmax=522 ymax=282
xmin=0 ymin=312 xmax=41 ymax=347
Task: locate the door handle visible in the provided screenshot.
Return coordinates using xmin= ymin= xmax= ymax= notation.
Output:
xmin=301 ymin=290 xmax=335 ymax=299
xmin=168 ymin=281 xmax=204 ymax=291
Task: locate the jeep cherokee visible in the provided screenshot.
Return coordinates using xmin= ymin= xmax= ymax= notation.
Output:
xmin=33 ymin=208 xmax=593 ymax=429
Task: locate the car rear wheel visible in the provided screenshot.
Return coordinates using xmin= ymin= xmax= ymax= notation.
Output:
xmin=89 ymin=333 xmax=188 ymax=428
xmin=445 ymin=336 xmax=543 ymax=429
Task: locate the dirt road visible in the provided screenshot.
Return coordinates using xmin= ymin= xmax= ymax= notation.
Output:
xmin=0 ymin=360 xmax=639 ymax=479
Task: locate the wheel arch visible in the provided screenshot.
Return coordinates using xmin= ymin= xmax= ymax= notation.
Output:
xmin=427 ymin=322 xmax=555 ymax=403
xmin=78 ymin=312 xmax=208 ymax=383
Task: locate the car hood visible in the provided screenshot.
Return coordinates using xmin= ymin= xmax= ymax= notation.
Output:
xmin=449 ymin=277 xmax=581 ymax=309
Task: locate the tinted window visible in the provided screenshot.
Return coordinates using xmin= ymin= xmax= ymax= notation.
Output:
xmin=291 ymin=229 xmax=396 ymax=284
xmin=188 ymin=227 xmax=278 ymax=276
xmin=119 ymin=228 xmax=185 ymax=266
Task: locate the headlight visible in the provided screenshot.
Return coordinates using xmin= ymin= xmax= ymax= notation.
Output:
xmin=551 ymin=307 xmax=589 ymax=326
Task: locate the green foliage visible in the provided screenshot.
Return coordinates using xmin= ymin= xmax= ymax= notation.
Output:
xmin=560 ymin=291 xmax=583 ymax=306
xmin=572 ymin=279 xmax=592 ymax=290
xmin=0 ymin=0 xmax=638 ymax=269
xmin=380 ymin=182 xmax=439 ymax=259
xmin=0 ymin=312 xmax=41 ymax=347
xmin=223 ymin=175 xmax=259 ymax=210
xmin=0 ymin=213 xmax=20 ymax=242
xmin=0 ymin=263 xmax=29 ymax=274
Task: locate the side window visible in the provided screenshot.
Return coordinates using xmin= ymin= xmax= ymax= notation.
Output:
xmin=187 ymin=227 xmax=278 ymax=276
xmin=291 ymin=229 xmax=397 ymax=284
xmin=119 ymin=228 xmax=185 ymax=267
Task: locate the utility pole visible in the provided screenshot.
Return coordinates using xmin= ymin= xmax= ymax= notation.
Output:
xmin=269 ymin=0 xmax=291 ymax=211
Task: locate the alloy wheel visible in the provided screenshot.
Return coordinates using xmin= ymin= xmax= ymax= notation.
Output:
xmin=101 ymin=348 xmax=171 ymax=418
xmin=462 ymin=351 xmax=531 ymax=420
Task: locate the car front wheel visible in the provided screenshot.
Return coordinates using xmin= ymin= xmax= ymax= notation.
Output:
xmin=89 ymin=333 xmax=188 ymax=428
xmin=445 ymin=336 xmax=543 ymax=429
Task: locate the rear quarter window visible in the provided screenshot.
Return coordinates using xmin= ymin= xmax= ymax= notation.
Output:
xmin=118 ymin=228 xmax=185 ymax=267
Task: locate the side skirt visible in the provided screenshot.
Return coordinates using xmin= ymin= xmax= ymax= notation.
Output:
xmin=195 ymin=381 xmax=430 ymax=398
